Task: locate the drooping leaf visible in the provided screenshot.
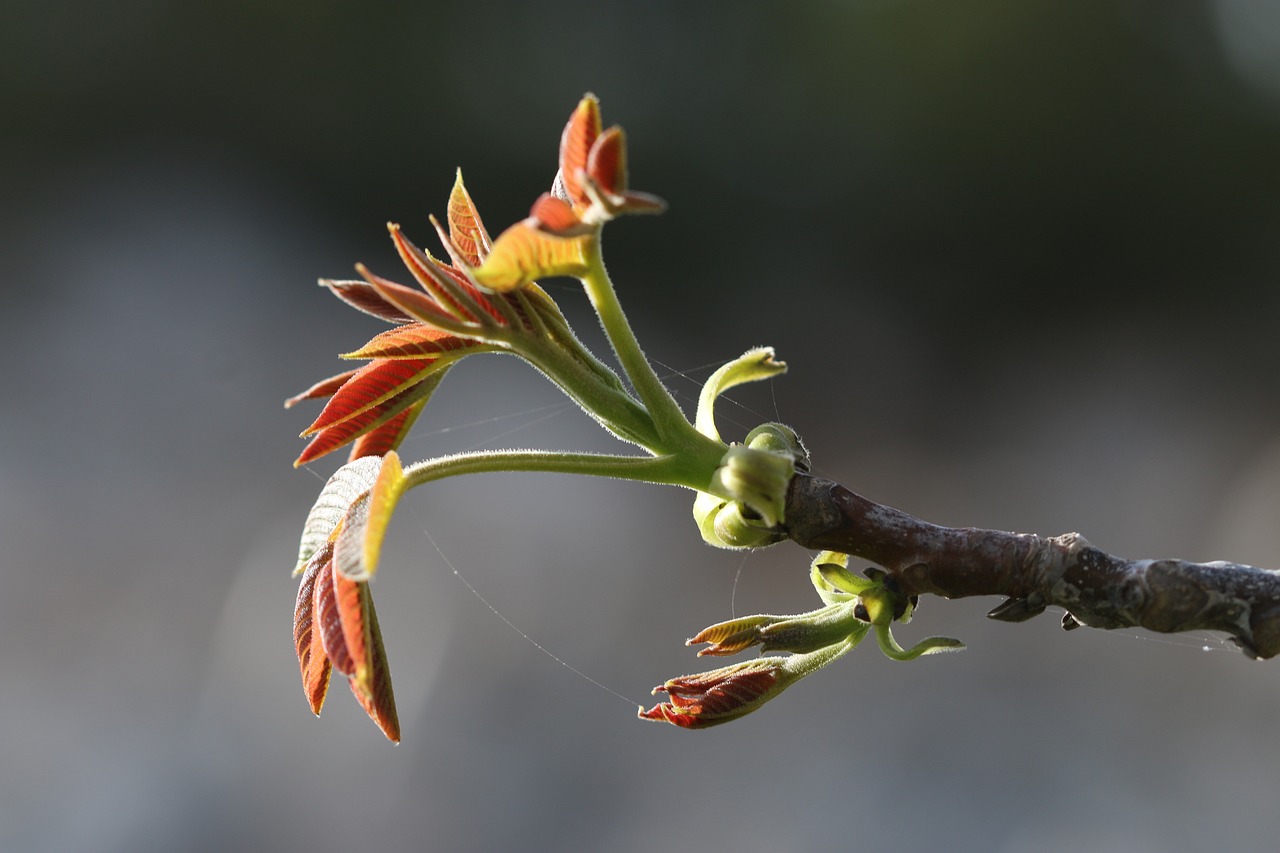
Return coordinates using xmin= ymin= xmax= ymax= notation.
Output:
xmin=303 ymin=358 xmax=441 ymax=437
xmin=586 ymin=125 xmax=627 ymax=197
xmin=284 ymin=369 xmax=359 ymax=410
xmin=295 ymin=370 xmax=448 ymax=467
xmin=294 ymin=456 xmax=382 ymax=574
xmin=448 ymin=169 xmax=491 ymax=266
xmin=349 ymin=397 xmax=427 ymax=461
xmin=559 ymin=94 xmax=602 ymax=210
xmin=332 ymin=451 xmax=406 ymax=582
xmin=348 ymin=590 xmax=399 ymax=742
xmin=315 ymin=555 xmax=354 ymax=676
xmin=294 ymin=541 xmax=335 ymax=714
xmin=321 ymin=279 xmax=414 ymax=324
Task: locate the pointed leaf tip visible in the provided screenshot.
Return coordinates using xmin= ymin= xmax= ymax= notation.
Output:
xmin=586 ymin=125 xmax=627 ymax=197
xmin=559 ymin=95 xmax=603 ymax=210
xmin=448 ymin=168 xmax=492 ymax=266
xmin=294 ymin=543 xmax=335 ymax=714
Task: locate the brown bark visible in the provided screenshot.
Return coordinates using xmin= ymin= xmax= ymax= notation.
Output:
xmin=784 ymin=473 xmax=1280 ymax=659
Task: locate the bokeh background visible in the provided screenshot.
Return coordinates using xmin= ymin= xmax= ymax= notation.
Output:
xmin=4 ymin=1 xmax=1280 ymax=851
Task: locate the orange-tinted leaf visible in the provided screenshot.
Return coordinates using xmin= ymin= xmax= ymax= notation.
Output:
xmin=294 ymin=456 xmax=382 ymax=573
xmin=322 ymin=279 xmax=414 ymax=324
xmin=559 ymin=94 xmax=602 ymax=210
xmin=687 ymin=615 xmax=775 ymax=657
xmin=334 ymin=563 xmax=371 ymax=687
xmin=294 ymin=542 xmax=334 ymax=714
xmin=284 ymin=369 xmax=359 ymax=409
xmin=342 ymin=324 xmax=487 ymax=360
xmin=348 ymin=593 xmax=399 ymax=742
xmin=359 ymin=265 xmax=465 ymax=331
xmin=315 ymin=556 xmax=354 ymax=676
xmin=349 ymin=397 xmax=427 ymax=461
xmin=447 ymin=169 xmax=491 ymax=266
xmin=303 ymin=358 xmax=440 ymax=437
xmin=471 ymin=221 xmax=591 ymax=292
xmin=313 ymin=545 xmax=400 ymax=741
xmin=388 ymin=225 xmax=478 ymax=322
xmin=426 ymin=216 xmax=511 ymax=324
xmin=295 ymin=370 xmax=448 ymax=466
xmin=529 ymin=193 xmax=585 ymax=235
xmin=586 ymin=125 xmax=627 ymax=197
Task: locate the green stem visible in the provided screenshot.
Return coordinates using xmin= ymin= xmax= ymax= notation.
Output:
xmin=402 ymin=448 xmax=717 ymax=493
xmin=518 ymin=337 xmax=662 ymax=450
xmin=579 ymin=238 xmax=696 ymax=446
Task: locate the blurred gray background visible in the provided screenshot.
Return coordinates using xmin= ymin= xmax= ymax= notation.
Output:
xmin=4 ymin=1 xmax=1280 ymax=851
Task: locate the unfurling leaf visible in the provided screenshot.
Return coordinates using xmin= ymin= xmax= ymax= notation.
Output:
xmin=294 ymin=540 xmax=335 ymax=714
xmin=586 ymin=126 xmax=627 ymax=198
xmin=471 ymin=221 xmax=592 ymax=292
xmin=294 ymin=456 xmax=382 ymax=575
xmin=332 ymin=451 xmax=407 ymax=582
xmin=448 ymin=169 xmax=491 ymax=267
xmin=559 ymin=94 xmax=602 ymax=210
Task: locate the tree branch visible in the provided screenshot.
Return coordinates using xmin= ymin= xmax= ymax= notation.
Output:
xmin=783 ymin=473 xmax=1280 ymax=660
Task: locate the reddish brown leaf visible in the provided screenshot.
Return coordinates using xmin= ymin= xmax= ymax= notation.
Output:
xmin=342 ymin=324 xmax=484 ymax=360
xmin=348 ymin=593 xmax=400 ymax=743
xmin=388 ymin=225 xmax=479 ymax=322
xmin=348 ymin=397 xmax=427 ymax=461
xmin=295 ymin=371 xmax=446 ymax=466
xmin=322 ymin=279 xmax=414 ymax=324
xmin=358 ymin=265 xmax=464 ymax=330
xmin=294 ymin=542 xmax=335 ymax=714
xmin=559 ymin=94 xmax=602 ymax=210
xmin=284 ymin=369 xmax=359 ymax=409
xmin=315 ymin=556 xmax=354 ymax=676
xmin=529 ymin=193 xmax=583 ymax=235
xmin=303 ymin=358 xmax=439 ymax=437
xmin=586 ymin=126 xmax=627 ymax=197
xmin=333 ymin=561 xmax=370 ymax=686
xmin=447 ymin=169 xmax=491 ymax=267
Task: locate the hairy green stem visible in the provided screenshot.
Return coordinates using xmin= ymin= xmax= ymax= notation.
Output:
xmin=579 ymin=240 xmax=693 ymax=445
xmin=402 ymin=448 xmax=717 ymax=493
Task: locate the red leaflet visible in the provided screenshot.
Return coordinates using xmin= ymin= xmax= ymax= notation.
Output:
xmin=294 ymin=541 xmax=335 ymax=715
xmin=639 ymin=662 xmax=782 ymax=730
xmin=342 ymin=323 xmax=474 ymax=360
xmin=388 ymin=225 xmax=480 ymax=323
xmin=558 ymin=94 xmax=602 ymax=210
xmin=348 ymin=398 xmax=427 ymax=461
xmin=447 ymin=170 xmax=491 ymax=267
xmin=322 ymin=280 xmax=415 ymax=324
xmin=305 ymin=541 xmax=400 ymax=741
xmin=586 ymin=126 xmax=627 ymax=198
xmin=303 ymin=358 xmax=440 ymax=437
xmin=295 ymin=372 xmax=445 ymax=467
xmin=348 ymin=595 xmax=400 ymax=743
xmin=529 ymin=193 xmax=584 ymax=235
xmin=284 ymin=369 xmax=359 ymax=410
xmin=315 ymin=556 xmax=354 ymax=676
